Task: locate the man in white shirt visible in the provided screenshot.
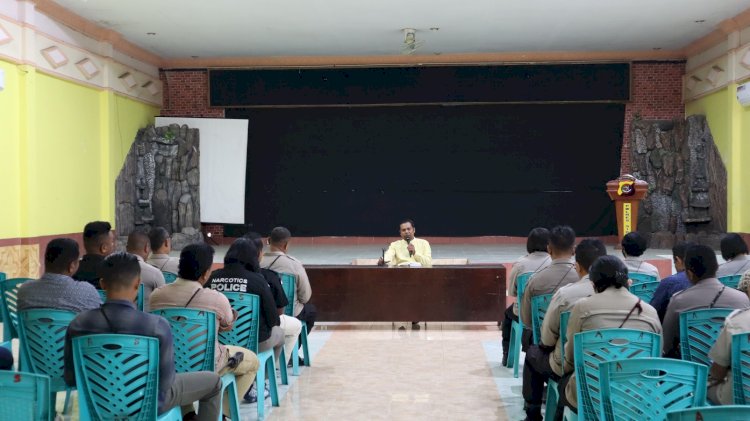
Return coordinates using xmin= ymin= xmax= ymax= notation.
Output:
xmin=378 ymin=219 xmax=432 ymax=268
xmin=147 ymin=227 xmax=180 ymax=274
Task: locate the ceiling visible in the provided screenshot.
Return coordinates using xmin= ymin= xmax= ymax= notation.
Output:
xmin=52 ymin=0 xmax=750 ymax=59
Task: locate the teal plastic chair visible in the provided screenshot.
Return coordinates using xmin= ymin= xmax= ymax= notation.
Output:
xmin=570 ymin=329 xmax=662 ymax=421
xmin=505 ymin=271 xmax=534 ymax=378
xmin=17 ymin=309 xmax=76 ymax=416
xmin=218 ymin=292 xmax=282 ymax=418
xmin=72 ymin=334 xmax=182 ymax=420
xmin=600 ymin=358 xmax=707 ymax=421
xmin=162 ymin=271 xmax=178 ymax=284
xmin=0 ymin=370 xmax=51 ymax=421
xmin=630 ymin=272 xmax=658 ymax=284
xmin=679 ymin=308 xmax=733 ymax=367
xmin=97 ymin=283 xmax=145 ymax=311
xmin=667 ymin=405 xmax=750 ymax=421
xmin=630 ymin=281 xmax=660 ymax=303
xmin=151 ymin=308 xmax=242 ymax=421
xmin=280 ymin=272 xmax=311 ymax=374
xmin=0 ymin=272 xmax=4 ymax=336
xmin=719 ymin=275 xmax=742 ymax=289
xmin=731 ymin=331 xmax=750 ymax=404
xmin=544 ymin=310 xmax=571 ymax=421
xmin=0 ymin=277 xmax=32 ymax=342
xmin=531 ymin=293 xmax=554 ymax=345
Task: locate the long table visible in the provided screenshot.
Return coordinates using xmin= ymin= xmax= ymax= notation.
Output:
xmin=306 ymin=265 xmax=506 ymax=322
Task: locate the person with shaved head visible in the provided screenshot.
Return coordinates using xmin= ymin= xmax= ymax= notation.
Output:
xmin=126 ymin=228 xmax=166 ymax=311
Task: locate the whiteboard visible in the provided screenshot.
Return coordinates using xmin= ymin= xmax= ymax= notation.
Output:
xmin=155 ymin=117 xmax=248 ymax=224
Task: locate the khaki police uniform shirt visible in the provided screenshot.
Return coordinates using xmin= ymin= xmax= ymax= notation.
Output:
xmin=261 ymin=251 xmax=312 ymax=317
xmin=520 ymin=257 xmax=577 ymax=327
xmin=148 ymin=253 xmax=180 ymax=275
xmin=135 ymin=255 xmax=166 ymax=312
xmin=563 ymin=286 xmax=662 ymax=408
xmin=541 ymin=274 xmax=593 ymax=376
xmin=662 ymin=278 xmax=750 ymax=356
xmin=383 ymin=238 xmax=432 ymax=268
xmin=716 ymin=254 xmax=750 ymax=279
xmin=708 ymin=307 xmax=750 ymax=404
xmin=507 ymin=251 xmax=552 ymax=316
xmin=621 ymin=256 xmax=660 ymax=280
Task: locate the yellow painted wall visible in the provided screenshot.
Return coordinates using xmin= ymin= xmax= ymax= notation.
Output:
xmin=0 ymin=58 xmax=159 ymax=241
xmin=686 ymin=85 xmax=750 ymax=232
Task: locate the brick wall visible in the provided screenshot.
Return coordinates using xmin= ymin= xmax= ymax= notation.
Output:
xmin=621 ymin=61 xmax=685 ymax=173
xmin=160 ymin=70 xmax=224 ymax=118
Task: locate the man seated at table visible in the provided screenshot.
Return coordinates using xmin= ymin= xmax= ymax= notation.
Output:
xmin=64 ymin=252 xmax=223 ymax=421
xmin=147 ymin=226 xmax=180 ymax=275
xmin=18 ymin=238 xmax=101 ymax=312
xmin=378 ymin=219 xmax=432 ymax=268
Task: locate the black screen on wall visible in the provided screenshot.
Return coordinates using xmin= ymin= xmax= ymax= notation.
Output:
xmin=227 ymin=103 xmax=623 ymax=237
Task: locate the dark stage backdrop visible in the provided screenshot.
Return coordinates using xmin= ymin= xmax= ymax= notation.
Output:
xmin=227 ymin=103 xmax=623 ymax=236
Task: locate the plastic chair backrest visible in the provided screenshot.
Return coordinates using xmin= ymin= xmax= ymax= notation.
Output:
xmin=72 ymin=334 xmax=161 ymax=421
xmin=150 ymin=308 xmax=217 ymax=373
xmin=573 ymin=329 xmax=662 ymax=421
xmin=0 ymin=370 xmax=50 ymax=421
xmin=98 ymin=283 xmax=145 ymax=311
xmin=279 ymin=273 xmax=296 ymax=317
xmin=629 ymin=281 xmax=660 ymax=303
xmin=731 ymin=331 xmax=750 ymax=404
xmin=0 ymin=278 xmax=32 ymax=339
xmin=667 ymin=405 xmax=750 ymax=421
xmin=679 ymin=308 xmax=733 ymax=366
xmin=718 ymin=275 xmax=742 ymax=289
xmin=530 ymin=293 xmax=553 ymax=344
xmin=18 ymin=309 xmax=77 ymax=391
xmin=600 ymin=357 xmax=707 ymax=421
xmin=162 ymin=272 xmax=178 ymax=284
xmin=218 ymin=292 xmax=262 ymax=353
xmin=559 ymin=311 xmax=571 ymax=356
xmin=516 ymin=272 xmax=534 ymax=327
xmin=630 ymin=272 xmax=658 ymax=285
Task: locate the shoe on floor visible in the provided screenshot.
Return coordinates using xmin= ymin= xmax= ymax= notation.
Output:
xmin=243 ymin=380 xmax=271 ymax=404
xmin=287 ymin=356 xmax=306 ymax=367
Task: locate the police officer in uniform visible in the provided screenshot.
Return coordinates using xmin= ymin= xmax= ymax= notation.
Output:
xmin=708 ymin=307 xmax=750 ymax=404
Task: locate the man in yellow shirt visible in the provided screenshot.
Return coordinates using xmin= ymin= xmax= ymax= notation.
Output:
xmin=378 ymin=219 xmax=432 ymax=268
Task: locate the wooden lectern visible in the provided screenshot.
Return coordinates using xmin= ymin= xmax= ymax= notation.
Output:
xmin=606 ymin=174 xmax=649 ymax=245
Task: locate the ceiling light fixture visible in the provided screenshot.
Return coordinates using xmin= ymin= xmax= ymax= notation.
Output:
xmin=147 ymin=32 xmax=156 ymax=36
xmin=695 ymin=19 xmax=705 ymax=23
xmin=118 ymin=72 xmax=137 ymax=90
xmin=403 ymin=28 xmax=416 ymax=45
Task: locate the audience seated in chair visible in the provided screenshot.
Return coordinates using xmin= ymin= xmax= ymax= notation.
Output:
xmin=73 ymin=221 xmax=116 ymax=289
xmin=206 ymin=238 xmax=285 ymax=402
xmin=521 ymin=239 xmax=606 ymax=421
xmin=126 ymin=229 xmax=166 ymax=311
xmin=261 ymin=227 xmax=317 ymax=334
xmin=707 ymin=306 xmax=750 ymax=405
xmin=520 ymin=226 xmax=578 ymax=351
xmin=64 ymin=252 xmax=223 ymax=420
xmin=650 ymin=242 xmax=694 ymax=321
xmin=150 ymin=243 xmax=260 ymax=409
xmin=716 ymin=233 xmax=750 ymax=279
xmin=244 ymin=232 xmax=303 ymax=368
xmin=558 ymin=255 xmax=662 ymax=419
xmin=662 ymin=244 xmax=750 ymax=358
xmin=502 ymin=227 xmax=551 ymax=365
xmin=18 ymin=238 xmax=101 ymax=313
xmin=148 ymin=226 xmax=181 ymax=275
xmin=619 ymin=231 xmax=660 ymax=280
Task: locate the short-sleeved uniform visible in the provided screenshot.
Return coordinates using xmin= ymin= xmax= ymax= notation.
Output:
xmin=708 ymin=307 xmax=750 ymax=404
xmin=520 ymin=257 xmax=578 ymax=328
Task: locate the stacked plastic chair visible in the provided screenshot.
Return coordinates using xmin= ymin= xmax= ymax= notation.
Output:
xmin=72 ymin=334 xmax=182 ymax=420
xmin=505 ymin=271 xmax=534 ymax=378
xmin=280 ymin=272 xmax=311 ymax=375
xmin=0 ymin=370 xmax=51 ymax=421
xmin=17 ymin=309 xmax=76 ymax=416
xmin=679 ymin=308 xmax=733 ymax=366
xmin=599 ymin=358 xmax=707 ymax=421
xmin=544 ymin=310 xmax=570 ymax=421
xmin=565 ymin=329 xmax=662 ymax=421
xmin=219 ymin=292 xmax=283 ymax=418
xmin=151 ymin=308 xmax=242 ymax=421
xmin=629 ymin=272 xmax=660 ymax=303
xmin=731 ymin=331 xmax=750 ymax=404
